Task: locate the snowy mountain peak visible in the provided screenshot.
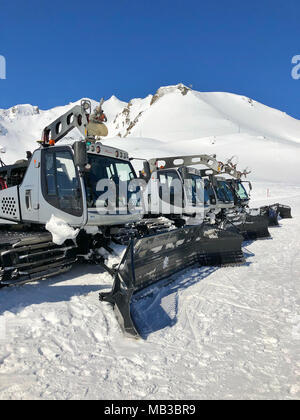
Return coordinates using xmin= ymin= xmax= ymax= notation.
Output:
xmin=107 ymin=94 xmax=122 ymax=103
xmin=0 ymin=104 xmax=40 ymax=120
xmin=105 ymin=84 xmax=193 ymax=137
xmin=150 ymin=83 xmax=191 ymax=106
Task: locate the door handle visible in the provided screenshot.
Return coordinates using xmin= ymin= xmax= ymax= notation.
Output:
xmin=25 ymin=190 xmax=32 ymax=210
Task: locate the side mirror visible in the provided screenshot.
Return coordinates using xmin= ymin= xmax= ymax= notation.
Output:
xmin=211 ymin=176 xmax=218 ymax=188
xmin=73 ymin=141 xmax=88 ymax=170
xmin=142 ymin=161 xmax=151 ymax=181
xmin=181 ymin=166 xmax=188 ymax=180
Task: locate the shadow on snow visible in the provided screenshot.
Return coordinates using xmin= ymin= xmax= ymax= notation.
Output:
xmin=131 ymin=266 xmax=224 ymax=339
xmin=0 ymin=248 xmax=254 ymax=338
xmin=131 ymin=242 xmax=256 ymax=338
xmin=0 ymin=264 xmax=107 ymax=316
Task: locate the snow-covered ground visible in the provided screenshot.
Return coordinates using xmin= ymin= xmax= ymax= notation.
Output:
xmin=0 ymin=184 xmax=299 ymax=400
xmin=0 ymin=84 xmax=300 ymax=399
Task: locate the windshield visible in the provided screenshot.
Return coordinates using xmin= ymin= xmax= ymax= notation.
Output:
xmin=236 ymin=181 xmax=249 ymax=200
xmin=204 ymin=179 xmax=215 ymax=204
xmin=85 ymin=155 xmax=137 ymax=208
xmin=216 ymin=181 xmax=234 ymax=203
xmin=185 ymin=174 xmax=207 ymax=205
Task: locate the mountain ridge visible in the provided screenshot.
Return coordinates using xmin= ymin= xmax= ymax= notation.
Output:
xmin=1 ymin=84 xmax=300 ymax=183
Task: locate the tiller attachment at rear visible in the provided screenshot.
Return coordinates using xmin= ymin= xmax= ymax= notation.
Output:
xmin=99 ymin=225 xmax=244 ymax=338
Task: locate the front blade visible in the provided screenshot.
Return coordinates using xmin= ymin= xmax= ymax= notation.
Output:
xmin=225 ymin=211 xmax=271 ymax=240
xmin=260 ymin=205 xmax=279 ymax=227
xmin=100 ymin=225 xmax=244 ymax=338
xmin=243 ymin=214 xmax=271 ymax=239
xmin=275 ymin=203 xmax=292 ymax=219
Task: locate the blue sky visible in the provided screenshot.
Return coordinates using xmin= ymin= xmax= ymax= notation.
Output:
xmin=1 ymin=0 xmax=300 ymax=118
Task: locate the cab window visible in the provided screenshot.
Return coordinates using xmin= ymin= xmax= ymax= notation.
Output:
xmin=42 ymin=148 xmax=83 ymax=217
xmin=237 ymin=182 xmax=249 ymax=200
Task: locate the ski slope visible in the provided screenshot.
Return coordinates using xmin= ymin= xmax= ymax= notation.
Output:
xmin=0 ymin=85 xmax=300 ymax=399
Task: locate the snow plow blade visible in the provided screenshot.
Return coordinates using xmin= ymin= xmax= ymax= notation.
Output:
xmin=243 ymin=214 xmax=271 ymax=239
xmin=274 ymin=203 xmax=292 ymax=219
xmin=260 ymin=205 xmax=280 ymax=227
xmin=99 ymin=225 xmax=244 ymax=338
xmin=225 ymin=211 xmax=271 ymax=240
xmin=260 ymin=203 xmax=292 ymax=225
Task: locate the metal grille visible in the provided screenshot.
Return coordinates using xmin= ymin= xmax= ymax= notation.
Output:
xmin=1 ymin=197 xmax=17 ymax=217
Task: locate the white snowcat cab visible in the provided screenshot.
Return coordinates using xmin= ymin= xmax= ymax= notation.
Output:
xmin=211 ymin=158 xmax=252 ymax=207
xmin=143 ymin=155 xmax=214 ymax=219
xmin=142 ymin=154 xmax=238 ymax=223
xmin=227 ymin=179 xmax=251 ymax=207
xmin=204 ymin=158 xmax=272 ymax=239
xmin=143 ymin=167 xmax=205 ymax=222
xmin=0 ymin=100 xmax=143 ymax=228
xmin=205 ymin=175 xmax=236 ymax=210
